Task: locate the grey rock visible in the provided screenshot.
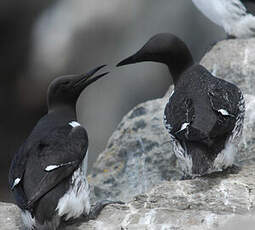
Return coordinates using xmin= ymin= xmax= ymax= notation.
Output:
xmin=82 ymin=162 xmax=255 ymax=229
xmin=3 ymin=161 xmax=255 ymax=229
xmin=4 ymin=39 xmax=255 ymax=229
xmin=89 ymin=92 xmax=255 ymax=203
xmin=201 ymin=38 xmax=255 ymax=95
xmin=89 ymin=87 xmax=180 ymax=203
xmin=0 ymin=202 xmax=22 ymax=230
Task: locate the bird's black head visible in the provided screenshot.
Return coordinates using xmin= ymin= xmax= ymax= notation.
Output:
xmin=117 ymin=33 xmax=194 ymax=83
xmin=47 ymin=65 xmax=108 ymax=111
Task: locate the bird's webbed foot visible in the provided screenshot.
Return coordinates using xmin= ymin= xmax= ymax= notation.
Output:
xmin=87 ymin=200 xmax=125 ymax=221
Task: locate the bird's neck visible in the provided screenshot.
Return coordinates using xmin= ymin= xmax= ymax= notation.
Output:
xmin=167 ymin=56 xmax=194 ymax=85
xmin=48 ymin=104 xmax=77 ymax=121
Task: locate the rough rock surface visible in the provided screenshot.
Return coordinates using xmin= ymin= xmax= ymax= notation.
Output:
xmin=201 ymin=38 xmax=255 ymax=95
xmin=3 ymin=161 xmax=255 ymax=229
xmin=89 ymin=93 xmax=255 ymax=203
xmin=2 ymin=39 xmax=255 ymax=229
xmin=81 ymin=161 xmax=255 ymax=229
xmin=0 ymin=202 xmax=22 ymax=230
xmin=89 ymin=86 xmax=180 ymax=202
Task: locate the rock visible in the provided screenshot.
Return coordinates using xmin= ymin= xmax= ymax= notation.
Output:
xmin=0 ymin=202 xmax=23 ymax=230
xmin=201 ymin=38 xmax=255 ymax=95
xmin=82 ymin=162 xmax=255 ymax=229
xmin=4 ymin=39 xmax=255 ymax=229
xmin=3 ymin=161 xmax=255 ymax=229
xmin=89 ymin=92 xmax=255 ymax=202
xmin=88 ymin=86 xmax=180 ymax=202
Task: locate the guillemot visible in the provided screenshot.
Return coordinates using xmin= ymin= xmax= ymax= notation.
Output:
xmin=117 ymin=33 xmax=245 ymax=177
xmin=192 ymin=0 xmax=255 ymax=38
xmin=9 ymin=65 xmax=122 ymax=229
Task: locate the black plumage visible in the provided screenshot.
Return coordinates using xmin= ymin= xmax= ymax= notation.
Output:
xmin=242 ymin=0 xmax=255 ymax=15
xmin=117 ymin=33 xmax=245 ymax=177
xmin=8 ymin=65 xmax=117 ymax=229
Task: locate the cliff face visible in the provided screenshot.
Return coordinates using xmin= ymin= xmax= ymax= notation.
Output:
xmin=3 ymin=39 xmax=255 ymax=229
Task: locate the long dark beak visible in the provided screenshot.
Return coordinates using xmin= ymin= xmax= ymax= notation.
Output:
xmin=74 ymin=65 xmax=109 ymax=88
xmin=116 ymin=54 xmax=139 ymax=67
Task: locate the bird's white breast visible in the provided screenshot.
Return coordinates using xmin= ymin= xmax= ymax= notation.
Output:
xmin=56 ymin=151 xmax=90 ymax=220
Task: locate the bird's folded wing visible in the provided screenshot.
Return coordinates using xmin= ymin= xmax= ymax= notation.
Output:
xmin=9 ymin=143 xmax=29 ymax=208
xmin=164 ymin=95 xmax=195 ymax=139
xmin=165 ymin=82 xmax=243 ymax=144
xmin=10 ymin=124 xmax=88 ymax=210
xmin=207 ymin=81 xmax=243 ymax=138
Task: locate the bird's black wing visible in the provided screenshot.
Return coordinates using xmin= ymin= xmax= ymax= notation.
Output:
xmin=207 ymin=80 xmax=245 ymax=139
xmin=164 ymin=92 xmax=195 ymax=140
xmin=9 ymin=142 xmax=30 ymax=209
xmin=242 ymin=0 xmax=255 ymax=15
xmin=9 ymin=124 xmax=88 ymax=210
xmin=164 ymin=80 xmax=244 ymax=146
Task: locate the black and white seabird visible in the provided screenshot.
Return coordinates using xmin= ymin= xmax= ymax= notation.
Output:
xmin=9 ymin=65 xmax=122 ymax=229
xmin=192 ymin=0 xmax=255 ymax=38
xmin=117 ymin=33 xmax=245 ymax=177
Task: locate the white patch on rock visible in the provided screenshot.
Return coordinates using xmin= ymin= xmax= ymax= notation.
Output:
xmin=56 ymin=152 xmax=90 ymax=220
xmin=139 ymin=209 xmax=157 ymax=225
xmin=212 ymin=64 xmax=218 ymax=77
xmin=69 ymin=121 xmax=81 ymax=128
xmin=121 ymin=203 xmax=138 ymax=228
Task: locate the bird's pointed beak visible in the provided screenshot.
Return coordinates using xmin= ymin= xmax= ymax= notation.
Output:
xmin=116 ymin=53 xmax=139 ymax=67
xmin=74 ymin=65 xmax=109 ymax=88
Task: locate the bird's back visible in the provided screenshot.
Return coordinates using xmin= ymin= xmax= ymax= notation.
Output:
xmin=164 ymin=64 xmax=244 ymax=175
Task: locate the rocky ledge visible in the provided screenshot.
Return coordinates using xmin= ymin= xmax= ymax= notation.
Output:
xmin=2 ymin=38 xmax=255 ymax=229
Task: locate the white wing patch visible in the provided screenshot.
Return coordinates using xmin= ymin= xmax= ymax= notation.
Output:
xmin=45 ymin=162 xmax=74 ymax=172
xmin=11 ymin=178 xmax=21 ymax=189
xmin=69 ymin=121 xmax=81 ymax=128
xmin=177 ymin=122 xmax=190 ymax=133
xmin=218 ymin=109 xmax=230 ymax=116
xmin=213 ymin=91 xmax=245 ymax=170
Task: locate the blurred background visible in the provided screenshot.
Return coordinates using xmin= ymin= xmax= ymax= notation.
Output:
xmin=1 ymin=0 xmax=226 ymax=202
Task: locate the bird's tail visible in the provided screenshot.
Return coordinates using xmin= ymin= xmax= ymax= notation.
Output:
xmin=185 ymin=142 xmax=212 ymax=176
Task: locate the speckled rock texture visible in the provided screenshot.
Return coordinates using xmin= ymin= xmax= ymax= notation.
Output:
xmin=201 ymin=38 xmax=255 ymax=95
xmin=3 ymin=39 xmax=255 ymax=229
xmin=0 ymin=202 xmax=23 ymax=230
xmin=88 ymin=93 xmax=255 ymax=203
xmin=3 ymin=161 xmax=255 ymax=229
xmin=88 ymin=88 xmax=180 ymax=203
xmin=81 ymin=162 xmax=255 ymax=229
